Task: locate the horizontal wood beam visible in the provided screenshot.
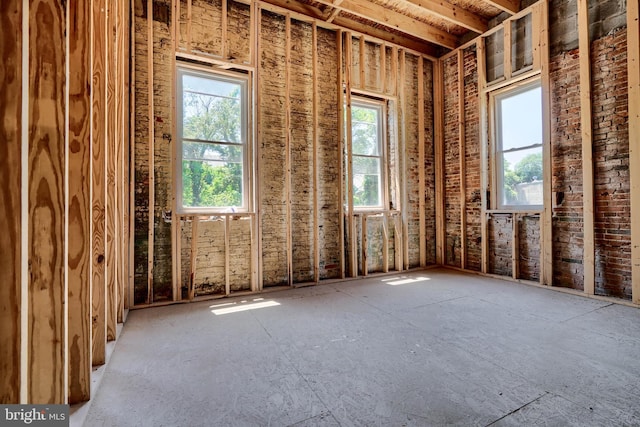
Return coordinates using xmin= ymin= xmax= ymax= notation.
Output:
xmin=484 ymin=0 xmax=519 ymax=15
xmin=258 ymin=0 xmax=438 ymax=55
xmin=323 ymin=0 xmax=458 ymax=49
xmin=402 ymin=0 xmax=488 ymax=33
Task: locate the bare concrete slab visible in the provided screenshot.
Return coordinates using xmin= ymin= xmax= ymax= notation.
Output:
xmin=82 ymin=269 xmax=640 ymax=426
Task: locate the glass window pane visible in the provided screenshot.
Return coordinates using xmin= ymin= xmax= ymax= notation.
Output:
xmin=183 ymin=91 xmax=241 ymax=143
xmin=352 ymin=122 xmax=379 ymax=155
xmin=498 ymin=84 xmax=541 ymax=151
xmin=353 ymin=156 xmax=381 ymax=207
xmin=183 ymin=141 xmax=242 ymax=163
xmin=182 ymin=151 xmax=243 ymax=209
xmin=351 ymin=105 xmax=380 ymax=156
xmin=501 ymin=146 xmax=543 ymax=206
xmin=183 ymin=74 xmax=241 ymax=99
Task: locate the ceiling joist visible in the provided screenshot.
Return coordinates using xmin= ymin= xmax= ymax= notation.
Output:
xmin=314 ymin=0 xmax=459 ymax=49
xmin=258 ymin=0 xmax=439 ymax=55
xmin=401 ymin=0 xmax=488 ymax=33
xmin=483 ymin=0 xmax=520 ymax=15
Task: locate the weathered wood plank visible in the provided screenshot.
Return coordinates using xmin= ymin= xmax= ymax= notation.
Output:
xmin=68 ymin=0 xmax=93 ymax=404
xmin=0 ymin=0 xmax=23 ymax=404
xmin=92 ymin=0 xmax=108 ymax=366
xmin=28 ymin=0 xmax=67 ymax=404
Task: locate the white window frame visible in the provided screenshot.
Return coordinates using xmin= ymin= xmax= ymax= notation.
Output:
xmin=491 ymin=78 xmax=543 ymax=210
xmin=176 ymin=66 xmax=251 ymax=214
xmin=349 ymin=96 xmax=388 ymax=211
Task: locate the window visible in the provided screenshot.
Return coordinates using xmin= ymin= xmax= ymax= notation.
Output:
xmin=494 ymin=80 xmax=543 ymax=209
xmin=349 ymin=98 xmax=386 ymax=209
xmin=177 ymin=67 xmax=249 ymax=212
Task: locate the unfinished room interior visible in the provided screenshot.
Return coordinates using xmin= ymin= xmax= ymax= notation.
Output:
xmin=3 ymin=0 xmax=640 ymax=425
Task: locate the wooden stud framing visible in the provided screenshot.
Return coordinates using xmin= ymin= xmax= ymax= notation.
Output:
xmin=345 ymin=32 xmax=357 ymax=277
xmin=578 ymin=0 xmax=595 ymax=295
xmin=176 ymin=218 xmax=183 ymax=299
xmin=539 ymin=0 xmax=553 ymax=286
xmin=147 ymin=0 xmax=155 ymax=303
xmin=434 ymin=58 xmax=445 ymax=265
xmin=117 ymin=0 xmax=126 ymax=323
xmin=313 ymin=22 xmax=320 ymax=283
xmin=224 ymin=216 xmax=231 ymax=295
xmin=532 ymin=5 xmax=541 ymax=71
xmin=189 ymin=217 xmax=198 ymax=300
xmin=91 ymin=0 xmax=108 ymax=366
xmin=391 ymin=47 xmax=398 ymax=97
xmin=0 ymin=0 xmax=23 ymax=404
xmin=187 ymin=0 xmax=192 ymax=52
xmin=477 ymin=38 xmax=489 ymax=274
xmin=362 ymin=215 xmax=368 ymax=275
xmin=512 ymin=213 xmax=519 ymax=279
xmin=399 ymin=50 xmax=409 ymax=270
xmin=628 ymin=0 xmax=640 ymax=304
xmin=106 ymin=0 xmax=118 ymax=342
xmin=503 ymin=19 xmax=512 ymax=81
xmin=457 ymin=49 xmax=467 ymax=270
xmin=285 ymin=14 xmax=293 ymax=285
xmin=28 ymin=0 xmax=67 ymax=403
xmin=418 ymin=57 xmax=426 ymax=267
xmin=337 ymin=29 xmax=346 ymax=279
xmin=359 ymin=36 xmax=365 ymax=90
xmin=255 ymin=3 xmax=264 ymax=290
xmin=171 ymin=0 xmax=180 ymax=301
xmin=380 ymin=43 xmax=387 ymax=94
xmin=393 ymin=215 xmax=402 ymax=271
xmin=67 ymin=0 xmax=92 ymax=403
xmin=382 ymin=214 xmax=389 ymax=273
xmin=128 ymin=0 xmax=137 ymax=309
xmin=222 ymin=0 xmax=228 ymax=59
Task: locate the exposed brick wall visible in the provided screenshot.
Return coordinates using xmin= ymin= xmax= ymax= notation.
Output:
xmin=290 ymin=20 xmax=315 ymax=283
xmin=488 ymin=214 xmax=512 ymax=277
xmin=134 ymin=2 xmax=439 ymax=300
xmin=592 ymin=28 xmax=631 ymax=299
xmin=423 ymin=60 xmax=436 ymax=265
xmin=227 ymin=0 xmax=251 ymax=63
xmin=134 ymin=3 xmax=150 ymax=305
xmin=152 ymin=0 xmax=174 ymax=302
xmin=463 ymin=46 xmax=482 ymax=272
xmin=189 ymin=0 xmax=223 ymax=57
xmin=316 ymin=27 xmax=342 ymax=280
xmin=404 ymin=53 xmax=422 ymax=268
xmin=519 ymin=215 xmax=540 ymax=281
xmin=259 ymin=10 xmax=289 ymax=286
xmin=550 ymin=49 xmax=584 ymax=291
xmin=443 ymin=55 xmax=461 ymax=266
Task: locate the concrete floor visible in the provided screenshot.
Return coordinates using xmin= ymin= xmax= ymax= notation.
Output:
xmin=82 ymin=268 xmax=640 ymax=426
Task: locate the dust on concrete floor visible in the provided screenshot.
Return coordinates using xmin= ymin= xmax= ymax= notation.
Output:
xmin=82 ymin=268 xmax=640 ymax=426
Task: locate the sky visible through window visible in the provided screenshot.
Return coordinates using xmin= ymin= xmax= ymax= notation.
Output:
xmin=498 ymin=85 xmax=542 ymax=168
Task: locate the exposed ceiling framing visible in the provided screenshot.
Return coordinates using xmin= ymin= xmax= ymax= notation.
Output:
xmin=259 ymin=0 xmax=521 ymax=55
